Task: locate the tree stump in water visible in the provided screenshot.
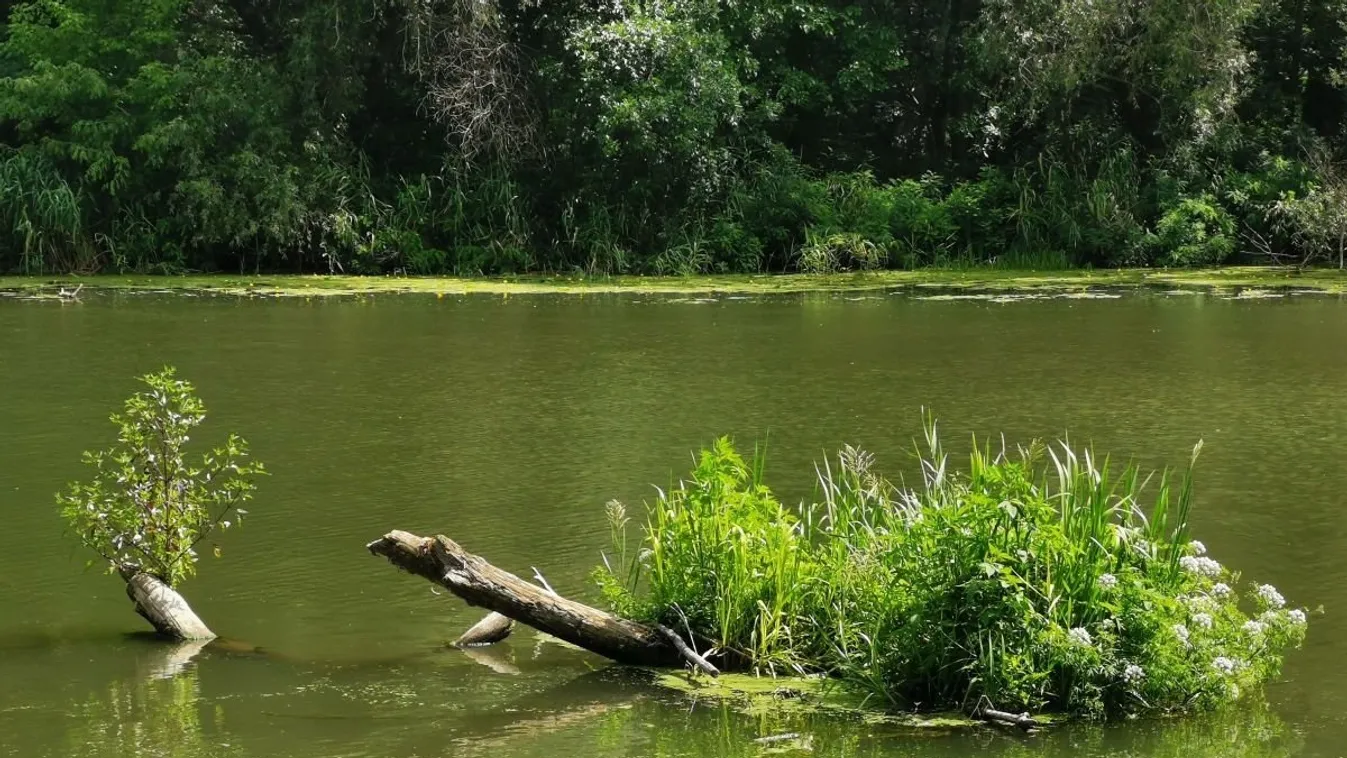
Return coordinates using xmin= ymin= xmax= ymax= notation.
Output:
xmin=454 ymin=568 xmax=558 ymax=646
xmin=455 ymin=612 xmax=515 ymax=647
xmin=119 ymin=565 xmax=216 ymax=641
xmin=367 ymin=530 xmax=684 ymax=667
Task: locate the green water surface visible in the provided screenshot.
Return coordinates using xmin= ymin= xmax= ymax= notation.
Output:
xmin=0 ymin=289 xmax=1342 ymax=757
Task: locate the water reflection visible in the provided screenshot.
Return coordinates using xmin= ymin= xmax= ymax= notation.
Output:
xmin=394 ymin=667 xmax=1303 ymax=758
xmin=5 ymin=293 xmax=1343 ymax=756
xmin=64 ymin=641 xmax=241 ymax=758
xmin=4 ymin=629 xmax=1312 ymax=758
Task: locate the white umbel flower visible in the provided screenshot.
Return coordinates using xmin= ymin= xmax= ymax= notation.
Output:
xmin=1123 ymin=664 xmax=1145 ymax=685
xmin=1173 ymin=624 xmax=1190 ymax=645
xmin=1256 ymin=584 xmax=1285 ymax=610
xmin=1068 ymin=627 xmax=1093 ymax=647
xmin=1098 ymin=573 xmax=1118 ymax=590
xmin=1179 ymin=556 xmax=1222 ymax=578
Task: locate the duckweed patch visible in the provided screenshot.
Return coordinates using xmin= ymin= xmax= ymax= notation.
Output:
xmin=3 ymin=266 xmax=1347 ymax=299
xmin=650 ymin=671 xmax=988 ymax=730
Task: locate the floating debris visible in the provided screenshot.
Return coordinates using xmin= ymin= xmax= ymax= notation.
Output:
xmin=1224 ymin=289 xmax=1286 ymax=300
xmin=1058 ymin=291 xmax=1122 ymax=300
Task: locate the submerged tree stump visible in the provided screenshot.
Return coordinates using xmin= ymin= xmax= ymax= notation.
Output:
xmin=454 ymin=612 xmax=515 ymax=647
xmin=367 ymin=530 xmax=683 ymax=667
xmin=119 ymin=565 xmax=216 ymax=641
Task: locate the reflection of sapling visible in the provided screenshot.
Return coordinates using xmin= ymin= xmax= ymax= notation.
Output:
xmin=58 ymin=367 xmax=264 ymax=637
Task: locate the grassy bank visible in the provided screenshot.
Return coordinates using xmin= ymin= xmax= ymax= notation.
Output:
xmin=2 ymin=267 xmax=1347 ymax=299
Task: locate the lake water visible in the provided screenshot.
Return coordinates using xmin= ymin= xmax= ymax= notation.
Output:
xmin=0 ymin=288 xmax=1343 ymax=757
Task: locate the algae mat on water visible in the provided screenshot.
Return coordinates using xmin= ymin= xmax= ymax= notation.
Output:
xmin=3 ymin=266 xmax=1347 ymax=298
xmin=650 ymin=671 xmax=1056 ymax=731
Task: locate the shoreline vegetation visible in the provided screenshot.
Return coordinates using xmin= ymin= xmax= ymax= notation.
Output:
xmin=9 ymin=0 xmax=1347 ymax=280
xmin=5 ymin=266 xmax=1347 ymax=299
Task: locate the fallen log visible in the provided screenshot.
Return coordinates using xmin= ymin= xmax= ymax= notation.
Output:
xmin=118 ymin=565 xmax=216 ymax=641
xmin=367 ymin=530 xmax=682 ymax=667
xmin=974 ymin=706 xmax=1039 ymax=730
xmin=453 ymin=567 xmax=557 ymax=647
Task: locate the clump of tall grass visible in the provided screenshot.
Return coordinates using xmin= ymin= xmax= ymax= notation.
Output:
xmin=596 ymin=419 xmax=1309 ymax=719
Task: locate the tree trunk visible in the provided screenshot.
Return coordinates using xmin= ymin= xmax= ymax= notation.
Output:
xmin=367 ymin=530 xmax=683 ymax=667
xmin=119 ymin=565 xmax=216 ymax=641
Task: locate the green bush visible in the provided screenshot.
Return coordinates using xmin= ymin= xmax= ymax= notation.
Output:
xmin=57 ymin=368 xmax=265 ymax=587
xmin=797 ymin=228 xmax=887 ymax=273
xmin=598 ymin=421 xmax=1309 ymax=718
xmin=1153 ymin=195 xmax=1238 ymax=266
xmin=1215 ymin=152 xmax=1316 ymax=259
xmin=734 ymin=156 xmax=831 ymax=271
xmin=887 ymin=176 xmax=959 ymax=266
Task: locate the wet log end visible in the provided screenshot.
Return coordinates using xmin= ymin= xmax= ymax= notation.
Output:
xmin=455 ymin=612 xmax=515 ymax=647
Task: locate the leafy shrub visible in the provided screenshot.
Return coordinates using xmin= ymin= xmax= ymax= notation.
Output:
xmin=887 ymin=176 xmax=958 ymax=266
xmin=1214 ymin=152 xmax=1317 ymax=260
xmin=1282 ymin=183 xmax=1347 ymax=268
xmin=1153 ymin=195 xmax=1238 ymax=266
xmin=797 ymin=228 xmax=887 ymax=273
xmin=57 ymin=368 xmax=265 ymax=587
xmin=598 ymin=421 xmax=1309 ymax=718
xmin=734 ymin=155 xmax=832 ymax=270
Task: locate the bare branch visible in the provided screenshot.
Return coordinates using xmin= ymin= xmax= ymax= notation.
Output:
xmin=400 ymin=0 xmax=537 ymax=165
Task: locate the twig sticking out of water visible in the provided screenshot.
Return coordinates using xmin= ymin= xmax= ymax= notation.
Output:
xmin=655 ymin=623 xmax=720 ymax=677
xmin=531 ymin=567 xmax=556 ymax=594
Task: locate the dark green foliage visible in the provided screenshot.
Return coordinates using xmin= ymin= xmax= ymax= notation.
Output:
xmin=1153 ymin=196 xmax=1238 ymax=267
xmin=5 ymin=0 xmax=1347 ymax=274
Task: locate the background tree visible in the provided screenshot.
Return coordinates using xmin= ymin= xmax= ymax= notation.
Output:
xmin=5 ymin=0 xmax=1347 ymax=274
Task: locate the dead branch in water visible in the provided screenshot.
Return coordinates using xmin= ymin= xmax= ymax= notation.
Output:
xmin=655 ymin=624 xmax=720 ymax=677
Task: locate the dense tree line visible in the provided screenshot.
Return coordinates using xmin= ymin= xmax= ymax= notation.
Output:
xmin=3 ymin=0 xmax=1347 ymax=275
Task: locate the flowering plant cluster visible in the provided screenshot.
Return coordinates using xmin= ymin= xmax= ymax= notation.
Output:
xmin=600 ymin=420 xmax=1310 ymax=718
